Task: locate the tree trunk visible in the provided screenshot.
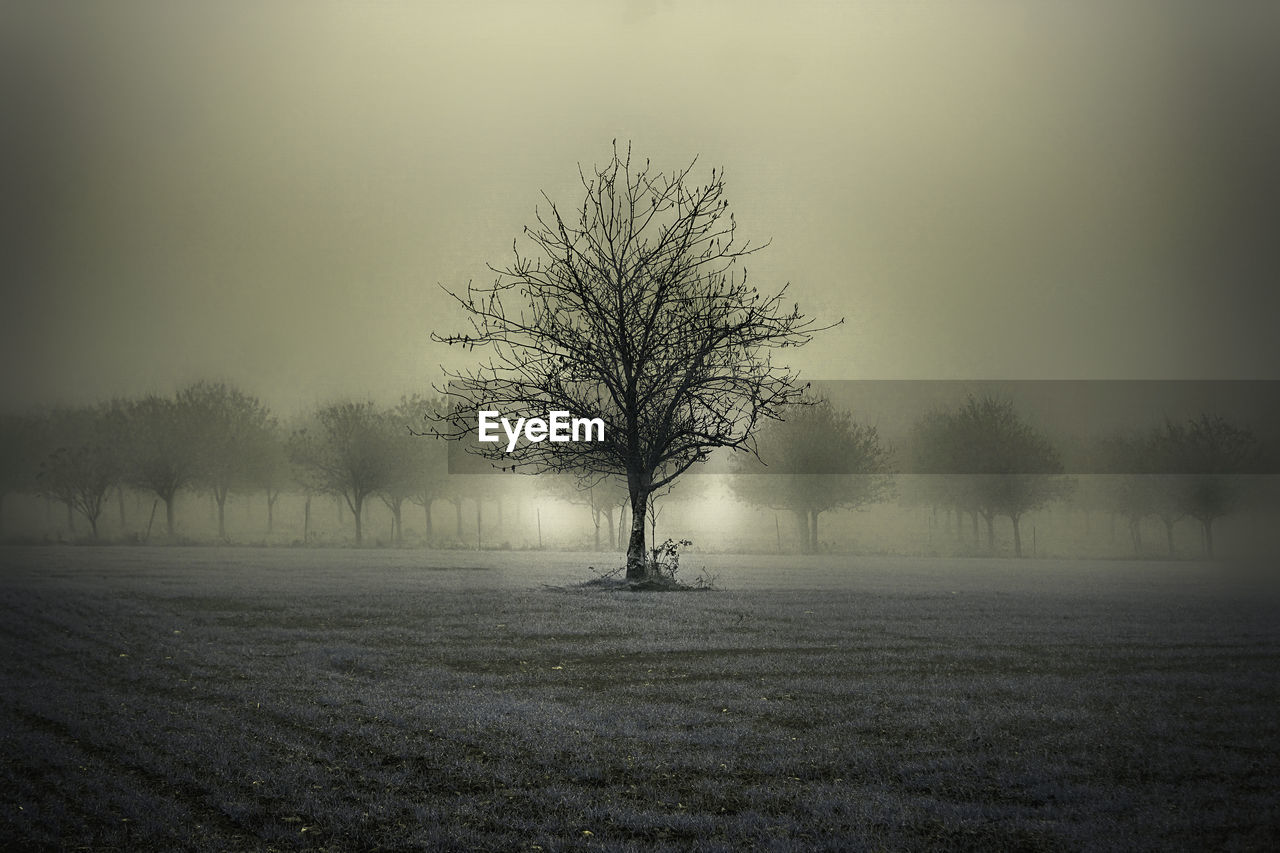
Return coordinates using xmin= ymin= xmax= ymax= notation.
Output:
xmin=216 ymin=492 xmax=227 ymax=539
xmin=604 ymin=506 xmax=614 ymax=550
xmin=117 ymin=485 xmax=126 ymax=530
xmin=88 ymin=514 xmax=99 ymax=540
xmin=809 ymin=509 xmax=820 ymax=554
xmin=454 ymin=500 xmax=464 ymax=537
xmin=392 ymin=501 xmax=403 ymax=546
xmin=1129 ymin=516 xmax=1142 ymax=554
xmin=591 ymin=507 xmax=601 ymax=550
xmin=625 ymin=485 xmax=650 ymax=580
xmin=144 ymin=499 xmax=158 ymax=542
xmin=303 ymin=494 xmax=312 ymax=544
xmin=475 ymin=499 xmax=483 ymax=551
xmin=423 ymin=499 xmax=433 ymax=541
xmin=617 ymin=504 xmax=628 ymax=550
xmin=1011 ymin=514 xmax=1022 ymax=557
xmin=165 ymin=495 xmax=176 ymax=538
xmin=66 ymin=502 xmax=75 ymax=534
xmin=983 ymin=511 xmax=995 ymax=553
xmin=267 ymin=491 xmax=277 ymax=534
xmin=794 ymin=510 xmax=808 ymax=553
xmin=352 ymin=495 xmax=363 ymax=545
xmin=971 ymin=509 xmax=979 ymax=543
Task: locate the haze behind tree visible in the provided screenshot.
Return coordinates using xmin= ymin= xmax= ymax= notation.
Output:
xmin=2 ymin=2 xmax=1277 ymax=418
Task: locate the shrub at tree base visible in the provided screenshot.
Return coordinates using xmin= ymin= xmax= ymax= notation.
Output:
xmin=576 ymin=539 xmax=717 ymax=591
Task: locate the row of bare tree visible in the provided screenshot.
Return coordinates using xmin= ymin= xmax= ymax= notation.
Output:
xmin=0 ymin=383 xmax=460 ymax=545
xmin=0 ymin=382 xmax=1266 ymax=556
xmin=900 ymin=398 xmax=1266 ymax=557
xmin=732 ymin=395 xmax=1267 ymax=558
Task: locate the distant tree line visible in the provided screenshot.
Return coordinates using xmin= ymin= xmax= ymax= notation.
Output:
xmin=0 ymin=385 xmax=1268 ymax=558
xmin=728 ymin=393 xmax=1267 ymax=558
xmin=1091 ymin=414 xmax=1265 ymax=557
xmin=906 ymin=396 xmax=1070 ymax=557
xmin=730 ymin=397 xmax=895 ymax=554
xmin=0 ymin=383 xmax=462 ymax=545
xmin=900 ymin=398 xmax=1266 ymax=558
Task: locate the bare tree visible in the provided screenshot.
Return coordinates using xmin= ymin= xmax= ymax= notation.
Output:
xmin=385 ymin=395 xmax=450 ymax=545
xmin=549 ymin=472 xmax=629 ymax=551
xmin=1097 ymin=431 xmax=1161 ymax=554
xmin=289 ymin=402 xmax=396 ymax=546
xmin=178 ymin=381 xmax=275 ymax=540
xmin=1156 ymin=414 xmax=1263 ymax=557
xmin=910 ymin=410 xmax=984 ymax=547
xmin=913 ymin=397 xmax=1070 ymax=557
xmin=731 ymin=399 xmax=894 ymax=553
xmin=1097 ymin=429 xmax=1194 ymax=556
xmin=124 ymin=394 xmax=205 ymax=539
xmin=0 ymin=413 xmax=38 ymax=536
xmin=434 ymin=143 xmax=835 ymax=578
xmin=36 ymin=403 xmax=125 ymax=540
xmin=252 ymin=421 xmax=290 ymax=535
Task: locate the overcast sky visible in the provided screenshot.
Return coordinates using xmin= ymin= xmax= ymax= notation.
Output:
xmin=3 ymin=1 xmax=1278 ymax=415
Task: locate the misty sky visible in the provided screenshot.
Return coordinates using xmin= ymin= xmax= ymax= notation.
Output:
xmin=3 ymin=1 xmax=1278 ymax=416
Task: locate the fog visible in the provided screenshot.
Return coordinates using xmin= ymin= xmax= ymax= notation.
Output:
xmin=2 ymin=3 xmax=1279 ymax=559
xmin=3 ymin=2 xmax=1279 ymax=416
xmin=3 ymin=12 xmax=1280 ymax=841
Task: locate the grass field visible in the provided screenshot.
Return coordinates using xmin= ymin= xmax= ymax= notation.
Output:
xmin=1 ymin=546 xmax=1277 ymax=851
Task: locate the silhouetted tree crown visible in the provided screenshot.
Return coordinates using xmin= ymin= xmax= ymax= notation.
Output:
xmin=124 ymin=394 xmax=206 ymax=538
xmin=289 ymin=401 xmax=397 ymax=546
xmin=911 ymin=396 xmax=1070 ymax=556
xmin=1156 ymin=414 xmax=1262 ymax=556
xmin=35 ymin=402 xmax=126 ymax=539
xmin=178 ymin=381 xmax=276 ymax=540
xmin=731 ymin=398 xmax=894 ymax=553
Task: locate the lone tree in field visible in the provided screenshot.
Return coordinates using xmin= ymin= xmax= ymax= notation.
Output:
xmin=731 ymin=398 xmax=894 ymax=553
xmin=434 ymin=143 xmax=834 ymax=578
